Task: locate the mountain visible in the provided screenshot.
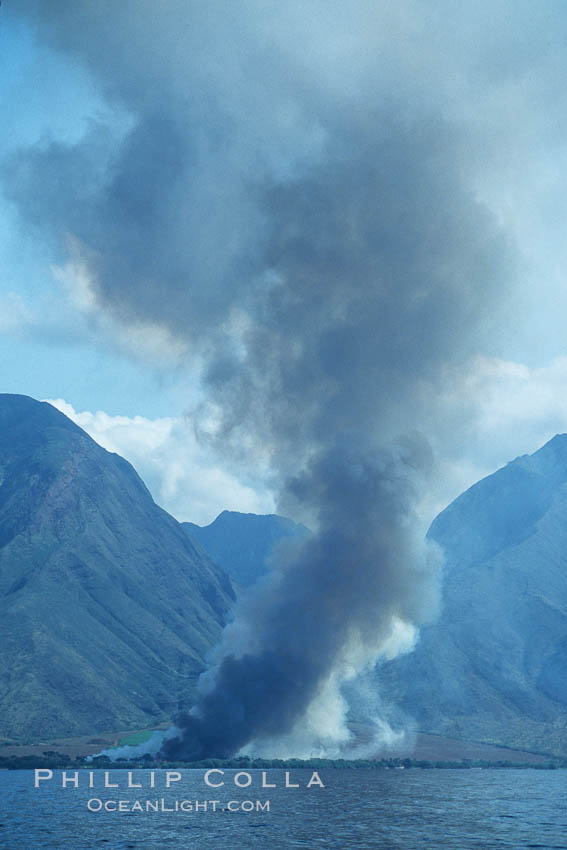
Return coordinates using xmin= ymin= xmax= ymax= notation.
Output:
xmin=183 ymin=442 xmax=567 ymax=756
xmin=7 ymin=392 xmax=566 ymax=755
xmin=376 ymin=434 xmax=567 ymax=756
xmin=0 ymin=394 xmax=235 ymax=742
xmin=183 ymin=510 xmax=309 ymax=588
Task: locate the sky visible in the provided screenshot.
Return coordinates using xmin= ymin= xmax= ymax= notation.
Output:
xmin=3 ymin=2 xmax=567 ymax=525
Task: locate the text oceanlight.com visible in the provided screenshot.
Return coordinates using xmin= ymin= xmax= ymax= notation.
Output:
xmin=86 ymin=798 xmax=270 ymax=813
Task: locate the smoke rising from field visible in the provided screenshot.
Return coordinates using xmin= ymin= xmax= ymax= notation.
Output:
xmin=7 ymin=1 xmax=526 ymax=756
xmin=162 ymin=436 xmax=441 ymax=759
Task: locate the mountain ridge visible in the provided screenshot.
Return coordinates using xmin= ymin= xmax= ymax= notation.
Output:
xmin=376 ymin=433 xmax=567 ymax=755
xmin=183 ymin=509 xmax=309 ymax=588
xmin=0 ymin=394 xmax=236 ymax=742
xmin=4 ymin=394 xmax=567 ymax=754
xmin=184 ymin=434 xmax=567 ymax=756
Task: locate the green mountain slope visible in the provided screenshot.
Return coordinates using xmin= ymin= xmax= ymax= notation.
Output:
xmin=376 ymin=434 xmax=567 ymax=756
xmin=0 ymin=395 xmax=235 ymax=742
xmin=183 ymin=510 xmax=309 ymax=588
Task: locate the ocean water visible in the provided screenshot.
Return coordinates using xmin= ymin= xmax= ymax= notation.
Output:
xmin=1 ymin=768 xmax=566 ymax=849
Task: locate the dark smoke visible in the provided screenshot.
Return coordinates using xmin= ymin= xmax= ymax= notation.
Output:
xmin=162 ymin=435 xmax=438 ymax=759
xmin=6 ymin=1 xmax=521 ymax=757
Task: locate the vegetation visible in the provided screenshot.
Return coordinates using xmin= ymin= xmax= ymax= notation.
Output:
xmin=0 ymin=753 xmax=564 ymax=771
xmin=117 ymin=730 xmax=155 ymax=747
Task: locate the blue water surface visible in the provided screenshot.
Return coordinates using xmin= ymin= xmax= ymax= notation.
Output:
xmin=1 ymin=768 xmax=566 ymax=849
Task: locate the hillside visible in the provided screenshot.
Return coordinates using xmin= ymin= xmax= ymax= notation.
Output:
xmin=0 ymin=394 xmax=235 ymax=742
xmin=376 ymin=434 xmax=567 ymax=756
xmin=183 ymin=510 xmax=309 ymax=588
xmin=7 ymin=393 xmax=567 ymax=755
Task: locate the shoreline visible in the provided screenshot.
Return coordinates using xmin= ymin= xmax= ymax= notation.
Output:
xmin=1 ymin=754 xmax=565 ymax=771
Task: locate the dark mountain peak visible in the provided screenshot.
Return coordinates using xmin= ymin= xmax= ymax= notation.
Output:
xmin=518 ymin=433 xmax=567 ymax=478
xmin=183 ymin=510 xmax=309 ymax=588
xmin=187 ymin=509 xmax=308 ymax=539
xmin=537 ymin=431 xmax=567 ymax=452
xmin=0 ymin=395 xmax=155 ymax=543
xmin=0 ymin=393 xmax=70 ymax=417
xmin=380 ymin=432 xmax=567 ymax=756
xmin=429 ymin=434 xmax=567 ymax=568
xmin=0 ymin=394 xmax=235 ymax=741
xmin=0 ymin=393 xmax=85 ymax=444
xmin=210 ymin=509 xmax=299 ymax=527
xmin=0 ymin=395 xmax=142 ymax=480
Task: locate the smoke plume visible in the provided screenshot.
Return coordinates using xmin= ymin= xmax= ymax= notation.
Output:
xmin=162 ymin=436 xmax=439 ymax=759
xmin=6 ymin=1 xmax=525 ymax=757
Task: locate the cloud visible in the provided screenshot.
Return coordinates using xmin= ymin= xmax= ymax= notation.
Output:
xmin=0 ymin=293 xmax=32 ymax=334
xmin=452 ymin=354 xmax=567 ymax=460
xmin=413 ymin=354 xmax=567 ymax=519
xmin=50 ymin=245 xmax=191 ymax=366
xmin=45 ymin=398 xmax=274 ymax=525
xmin=466 ymin=356 xmax=567 ymax=436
